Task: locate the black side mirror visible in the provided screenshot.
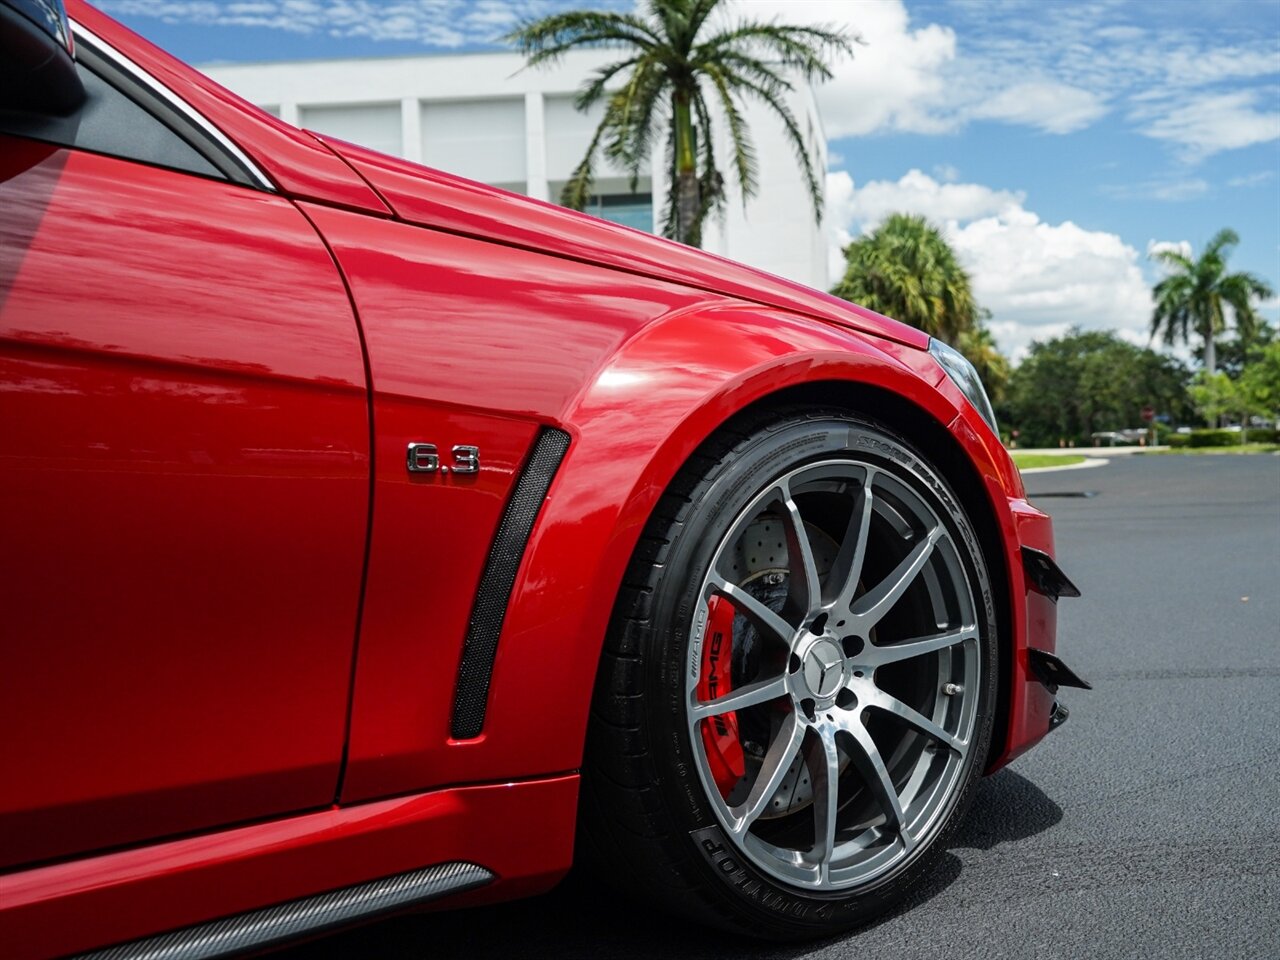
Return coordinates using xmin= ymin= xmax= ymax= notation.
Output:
xmin=0 ymin=0 xmax=85 ymax=115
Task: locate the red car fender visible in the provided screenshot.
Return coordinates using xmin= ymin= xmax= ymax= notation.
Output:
xmin=470 ymin=305 xmax=1022 ymax=781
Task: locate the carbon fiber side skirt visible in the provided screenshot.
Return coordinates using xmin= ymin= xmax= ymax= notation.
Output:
xmin=74 ymin=862 xmax=494 ymax=960
xmin=451 ymin=427 xmax=572 ymax=739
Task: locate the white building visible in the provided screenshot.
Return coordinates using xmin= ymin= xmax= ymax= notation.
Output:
xmin=202 ymin=49 xmax=829 ymax=290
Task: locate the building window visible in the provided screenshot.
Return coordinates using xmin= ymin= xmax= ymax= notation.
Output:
xmin=585 ymin=193 xmax=654 ymax=232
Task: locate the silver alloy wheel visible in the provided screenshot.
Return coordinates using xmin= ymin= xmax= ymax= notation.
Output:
xmin=686 ymin=458 xmax=981 ymax=891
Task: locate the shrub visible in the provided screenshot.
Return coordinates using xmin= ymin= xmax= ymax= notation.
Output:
xmin=1245 ymin=427 xmax=1279 ymax=443
xmin=1166 ymin=434 xmax=1190 ymax=448
xmin=1187 ymin=429 xmax=1240 ymax=447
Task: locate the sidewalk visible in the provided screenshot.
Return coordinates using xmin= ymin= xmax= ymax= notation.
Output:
xmin=1009 ymin=445 xmax=1167 ymax=458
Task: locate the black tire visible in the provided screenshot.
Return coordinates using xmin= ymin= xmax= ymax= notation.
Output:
xmin=579 ymin=407 xmax=998 ymax=940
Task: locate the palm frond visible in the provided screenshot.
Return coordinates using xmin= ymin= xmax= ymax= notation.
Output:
xmin=603 ymin=58 xmax=668 ymax=190
xmin=687 ymin=0 xmax=721 ymax=41
xmin=574 ymin=55 xmax=646 ymax=110
xmin=699 ymin=63 xmax=758 ymax=201
xmin=504 ymin=12 xmax=660 ymax=67
xmin=559 ymin=113 xmax=611 ymax=211
xmin=701 ymin=50 xmax=796 ymax=96
xmin=1204 ymin=227 xmax=1240 ymax=262
xmin=697 ymin=22 xmax=858 ymax=80
xmin=1150 ymin=249 xmax=1194 ymax=273
xmin=691 ymin=90 xmax=726 ymax=223
xmin=720 ymin=71 xmax=823 ymax=222
xmin=658 ymin=113 xmax=679 ymax=240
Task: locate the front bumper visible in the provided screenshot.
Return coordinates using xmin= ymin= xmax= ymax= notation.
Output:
xmin=992 ymin=499 xmax=1087 ymax=769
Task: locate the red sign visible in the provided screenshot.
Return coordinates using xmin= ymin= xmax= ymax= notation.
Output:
xmin=1141 ymin=405 xmax=1155 ymax=422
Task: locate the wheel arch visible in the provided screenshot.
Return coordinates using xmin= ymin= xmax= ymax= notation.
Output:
xmin=604 ymin=377 xmax=1016 ymax=774
xmin=473 ymin=306 xmax=1022 ymax=783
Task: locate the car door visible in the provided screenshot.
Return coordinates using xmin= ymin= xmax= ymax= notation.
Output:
xmin=0 ymin=38 xmax=370 ymax=868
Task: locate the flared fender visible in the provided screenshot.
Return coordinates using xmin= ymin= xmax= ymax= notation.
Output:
xmin=473 ymin=305 xmax=1029 ymax=779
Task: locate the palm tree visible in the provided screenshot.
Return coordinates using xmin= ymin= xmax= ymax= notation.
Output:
xmin=830 ymin=213 xmax=978 ymax=343
xmin=1149 ymin=228 xmax=1273 ymax=376
xmin=506 ymin=0 xmax=855 ymax=247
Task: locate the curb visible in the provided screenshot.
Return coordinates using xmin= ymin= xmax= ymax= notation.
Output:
xmin=1018 ymin=457 xmax=1110 ymax=475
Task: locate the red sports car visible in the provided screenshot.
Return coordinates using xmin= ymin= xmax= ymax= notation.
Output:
xmin=0 ymin=1 xmax=1085 ymax=956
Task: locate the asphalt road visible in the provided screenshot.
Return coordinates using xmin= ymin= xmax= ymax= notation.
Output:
xmin=280 ymin=453 xmax=1280 ymax=960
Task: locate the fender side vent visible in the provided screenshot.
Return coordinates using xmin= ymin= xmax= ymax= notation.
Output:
xmin=451 ymin=427 xmax=571 ymax=739
xmin=75 ymin=862 xmax=493 ymax=960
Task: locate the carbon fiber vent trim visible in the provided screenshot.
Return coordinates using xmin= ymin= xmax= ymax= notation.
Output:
xmin=74 ymin=861 xmax=493 ymax=960
xmin=452 ymin=427 xmax=571 ymax=739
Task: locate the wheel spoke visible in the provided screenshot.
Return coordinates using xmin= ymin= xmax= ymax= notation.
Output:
xmin=729 ymin=712 xmax=805 ymax=835
xmin=773 ymin=481 xmax=822 ymax=620
xmin=864 ymin=625 xmax=976 ymax=666
xmin=865 ymin=690 xmax=964 ymax=753
xmin=708 ymin=577 xmax=796 ymax=646
xmin=826 ymin=470 xmax=875 ymax=609
xmin=691 ymin=674 xmax=788 ymax=721
xmin=846 ymin=719 xmax=913 ymax=852
xmin=850 ymin=526 xmax=942 ymax=628
xmin=810 ymin=725 xmax=842 ymax=882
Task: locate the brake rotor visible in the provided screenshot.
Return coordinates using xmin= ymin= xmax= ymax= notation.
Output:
xmin=722 ymin=516 xmax=840 ymax=818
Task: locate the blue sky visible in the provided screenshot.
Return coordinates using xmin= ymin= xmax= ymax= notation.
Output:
xmin=101 ymin=0 xmax=1280 ymax=359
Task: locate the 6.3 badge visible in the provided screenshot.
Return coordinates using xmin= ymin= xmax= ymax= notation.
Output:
xmin=406 ymin=442 xmax=480 ymax=475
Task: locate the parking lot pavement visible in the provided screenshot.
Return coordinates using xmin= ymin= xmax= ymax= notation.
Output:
xmin=279 ymin=454 xmax=1280 ymax=960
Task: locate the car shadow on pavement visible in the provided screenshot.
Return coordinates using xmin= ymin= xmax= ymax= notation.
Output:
xmin=274 ymin=769 xmax=1060 ymax=960
xmin=856 ymin=767 xmax=1064 ymax=936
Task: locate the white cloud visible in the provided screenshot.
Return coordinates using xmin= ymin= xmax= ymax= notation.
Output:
xmin=842 ymin=168 xmax=1023 ymax=227
xmin=953 ymin=212 xmax=1153 ymax=359
xmin=1227 ymin=171 xmax=1276 ymax=188
xmin=732 ymin=0 xmax=1106 ymax=138
xmin=1137 ymin=90 xmax=1280 ymax=161
xmin=968 ymin=81 xmax=1106 ymax=134
xmin=731 ymin=0 xmax=958 ymax=138
xmin=100 ymin=0 xmax=548 ymax=46
xmin=1100 ymin=178 xmax=1210 ymax=202
xmin=828 ymin=170 xmax=1156 ymax=361
xmin=752 ymin=0 xmax=1280 ymax=160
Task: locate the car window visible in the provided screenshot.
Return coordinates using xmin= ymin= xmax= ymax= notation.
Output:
xmin=0 ymin=58 xmax=222 ymax=180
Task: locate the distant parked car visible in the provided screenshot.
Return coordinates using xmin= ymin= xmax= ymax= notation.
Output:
xmin=1090 ymin=429 xmax=1149 ymax=445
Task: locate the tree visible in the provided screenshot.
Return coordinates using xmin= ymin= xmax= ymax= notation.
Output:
xmin=831 ymin=213 xmax=979 ymax=343
xmin=1005 ymin=329 xmax=1193 ymax=448
xmin=1149 ymin=229 xmax=1274 ymax=376
xmin=507 ymin=0 xmax=855 ymax=247
xmin=1238 ymin=340 xmax=1280 ymax=425
xmin=1194 ymin=320 xmax=1276 ymax=379
xmin=1188 ymin=372 xmax=1245 ymax=438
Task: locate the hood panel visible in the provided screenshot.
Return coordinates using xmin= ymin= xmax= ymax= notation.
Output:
xmin=323 ymin=137 xmax=929 ymax=351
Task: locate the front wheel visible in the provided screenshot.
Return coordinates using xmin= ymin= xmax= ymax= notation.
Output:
xmin=581 ymin=409 xmax=998 ymax=939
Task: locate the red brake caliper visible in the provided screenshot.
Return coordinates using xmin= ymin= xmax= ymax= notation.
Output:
xmin=698 ymin=596 xmax=746 ymax=798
